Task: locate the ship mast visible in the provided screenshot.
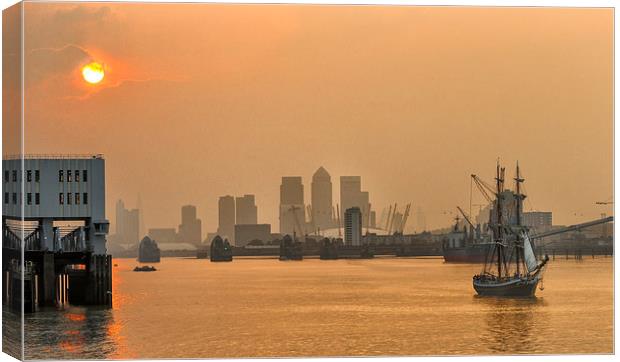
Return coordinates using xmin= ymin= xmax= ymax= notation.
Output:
xmin=495 ymin=162 xmax=503 ymax=278
xmin=514 ymin=162 xmax=524 ymax=275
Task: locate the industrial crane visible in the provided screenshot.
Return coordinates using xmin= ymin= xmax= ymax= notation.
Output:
xmin=456 ymin=206 xmax=475 ymax=229
xmin=471 ymin=174 xmax=497 ymax=204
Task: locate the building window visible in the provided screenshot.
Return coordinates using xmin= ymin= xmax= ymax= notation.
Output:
xmin=83 ymin=170 xmax=88 ymax=182
xmin=75 ymin=170 xmax=80 ymax=182
xmin=12 ymin=193 xmax=17 ymax=204
xmin=67 ymin=170 xmax=72 ymax=182
xmin=26 ymin=170 xmax=32 ymax=182
xmin=59 ymin=193 xmax=64 ymax=205
xmin=83 ymin=193 xmax=88 ymax=205
xmin=35 ymin=170 xmax=40 ymax=182
xmin=35 ymin=193 xmax=40 ymax=205
xmin=67 ymin=193 xmax=72 ymax=205
xmin=12 ymin=170 xmax=17 ymax=182
xmin=27 ymin=193 xmax=32 ymax=205
xmin=75 ymin=193 xmax=80 ymax=205
xmin=4 ymin=170 xmax=8 ymax=182
xmin=59 ymin=170 xmax=64 ymax=182
xmin=4 ymin=192 xmax=8 ymax=204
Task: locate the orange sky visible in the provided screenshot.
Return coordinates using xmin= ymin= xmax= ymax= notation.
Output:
xmin=7 ymin=3 xmax=614 ymax=236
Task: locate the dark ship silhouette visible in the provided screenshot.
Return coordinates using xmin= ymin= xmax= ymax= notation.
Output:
xmin=210 ymin=235 xmax=233 ymax=262
xmin=319 ymin=238 xmax=340 ymax=260
xmin=279 ymin=234 xmax=303 ymax=260
xmin=138 ymin=236 xmax=161 ymax=263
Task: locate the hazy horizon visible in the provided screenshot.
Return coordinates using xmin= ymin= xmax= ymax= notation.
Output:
xmin=4 ymin=3 xmax=613 ymax=237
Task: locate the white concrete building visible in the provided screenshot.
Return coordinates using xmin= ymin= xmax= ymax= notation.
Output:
xmin=2 ymin=155 xmax=109 ymax=254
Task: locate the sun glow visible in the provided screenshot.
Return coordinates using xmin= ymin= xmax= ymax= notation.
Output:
xmin=82 ymin=62 xmax=105 ymax=84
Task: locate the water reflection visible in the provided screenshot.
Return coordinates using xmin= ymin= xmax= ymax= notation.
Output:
xmin=24 ymin=306 xmax=121 ymax=360
xmin=474 ymin=296 xmax=548 ymax=354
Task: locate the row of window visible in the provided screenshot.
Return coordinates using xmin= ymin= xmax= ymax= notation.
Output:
xmin=4 ymin=192 xmax=89 ymax=206
xmin=4 ymin=192 xmax=40 ymax=205
xmin=3 ymin=170 xmax=89 ymax=183
xmin=4 ymin=170 xmax=41 ymax=183
xmin=59 ymin=170 xmax=88 ymax=182
xmin=59 ymin=192 xmax=89 ymax=205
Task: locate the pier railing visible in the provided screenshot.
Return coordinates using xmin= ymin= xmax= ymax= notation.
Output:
xmin=3 ymin=227 xmax=42 ymax=251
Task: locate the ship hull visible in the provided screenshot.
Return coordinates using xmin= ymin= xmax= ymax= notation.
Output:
xmin=473 ymin=277 xmax=539 ymax=297
xmin=443 ymin=244 xmax=492 ymax=263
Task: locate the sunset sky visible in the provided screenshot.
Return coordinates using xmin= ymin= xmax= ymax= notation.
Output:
xmin=4 ymin=3 xmax=613 ymax=236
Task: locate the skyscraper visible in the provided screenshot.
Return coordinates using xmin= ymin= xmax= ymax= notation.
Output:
xmin=114 ymin=199 xmax=140 ymax=245
xmin=235 ymin=194 xmax=258 ymax=225
xmin=340 ymin=176 xmax=370 ymax=228
xmin=115 ymin=199 xmax=126 ymax=237
xmin=344 ymin=207 xmax=362 ymax=246
xmin=311 ymin=166 xmax=332 ymax=231
xmin=218 ymin=195 xmax=235 ymax=243
xmin=178 ymin=205 xmax=202 ymax=243
xmin=279 ymin=177 xmax=305 ymax=235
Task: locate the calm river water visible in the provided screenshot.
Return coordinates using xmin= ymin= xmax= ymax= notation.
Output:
xmin=10 ymin=256 xmax=614 ymax=359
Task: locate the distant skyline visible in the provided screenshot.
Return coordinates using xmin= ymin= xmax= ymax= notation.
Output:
xmin=4 ymin=4 xmax=613 ymax=234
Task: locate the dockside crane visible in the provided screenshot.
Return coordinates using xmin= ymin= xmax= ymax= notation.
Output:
xmin=456 ymin=206 xmax=475 ymax=228
xmin=471 ymin=174 xmax=497 ymax=204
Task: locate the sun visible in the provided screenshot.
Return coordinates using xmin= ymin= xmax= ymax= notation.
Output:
xmin=82 ymin=62 xmax=105 ymax=84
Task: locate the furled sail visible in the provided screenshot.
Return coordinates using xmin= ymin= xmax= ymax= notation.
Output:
xmin=522 ymin=232 xmax=538 ymax=273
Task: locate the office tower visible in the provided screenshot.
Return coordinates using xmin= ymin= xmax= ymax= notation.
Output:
xmin=115 ymin=199 xmax=126 ymax=237
xmin=311 ymin=166 xmax=333 ymax=231
xmin=344 ymin=207 xmax=362 ymax=246
xmin=218 ymin=195 xmax=235 ymax=242
xmin=279 ymin=177 xmax=305 ymax=235
xmin=340 ymin=176 xmax=370 ymax=228
xmin=234 ymin=224 xmax=271 ymax=247
xmin=114 ymin=199 xmax=140 ymax=245
xmin=178 ymin=205 xmax=202 ymax=244
xmin=236 ymin=194 xmax=258 ymax=225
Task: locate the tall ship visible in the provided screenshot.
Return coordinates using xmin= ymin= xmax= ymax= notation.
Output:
xmin=472 ymin=162 xmax=548 ymax=297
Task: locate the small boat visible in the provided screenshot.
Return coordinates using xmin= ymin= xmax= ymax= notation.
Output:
xmin=472 ymin=162 xmax=549 ymax=297
xmin=133 ymin=265 xmax=157 ymax=272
